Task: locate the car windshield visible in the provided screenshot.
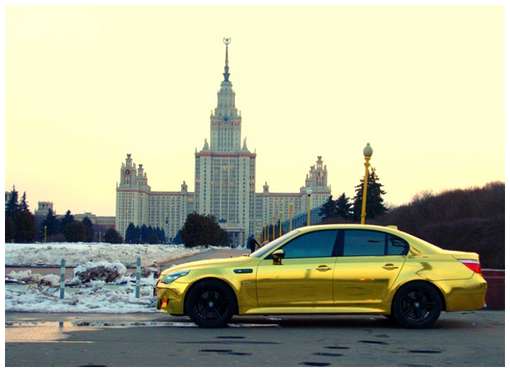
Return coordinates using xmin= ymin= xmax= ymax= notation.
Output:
xmin=250 ymin=229 xmax=301 ymax=258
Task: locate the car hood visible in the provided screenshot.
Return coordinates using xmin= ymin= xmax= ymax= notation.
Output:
xmin=160 ymin=254 xmax=254 ymax=275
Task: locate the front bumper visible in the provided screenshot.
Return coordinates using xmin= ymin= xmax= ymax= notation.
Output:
xmin=154 ymin=280 xmax=189 ymax=315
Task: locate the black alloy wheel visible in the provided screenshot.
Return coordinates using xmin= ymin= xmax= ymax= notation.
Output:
xmin=392 ymin=282 xmax=442 ymax=329
xmin=186 ymin=280 xmax=235 ymax=328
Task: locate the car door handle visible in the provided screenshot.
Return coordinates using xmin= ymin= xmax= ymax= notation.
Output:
xmin=315 ymin=265 xmax=332 ymax=272
xmin=383 ymin=263 xmax=399 ymax=270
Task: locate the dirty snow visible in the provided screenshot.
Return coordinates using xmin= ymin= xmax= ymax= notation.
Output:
xmin=6 ymin=283 xmax=157 ymax=313
xmin=6 ymin=265 xmax=159 ymax=313
xmin=5 ymin=242 xmax=232 ymax=267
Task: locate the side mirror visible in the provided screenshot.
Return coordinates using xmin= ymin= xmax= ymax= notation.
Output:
xmin=272 ymin=249 xmax=285 ymax=265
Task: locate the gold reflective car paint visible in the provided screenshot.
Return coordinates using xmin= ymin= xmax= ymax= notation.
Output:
xmin=156 ymin=224 xmax=487 ymax=318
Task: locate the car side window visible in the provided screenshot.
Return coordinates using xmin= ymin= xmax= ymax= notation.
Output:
xmin=280 ymin=230 xmax=338 ymax=259
xmin=386 ymin=234 xmax=409 ymax=255
xmin=343 ymin=230 xmax=385 ymax=256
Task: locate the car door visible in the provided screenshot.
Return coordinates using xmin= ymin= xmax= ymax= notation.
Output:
xmin=256 ymin=229 xmax=340 ymax=308
xmin=333 ymin=229 xmax=409 ymax=310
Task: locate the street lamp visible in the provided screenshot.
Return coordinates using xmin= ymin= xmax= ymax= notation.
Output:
xmin=306 ymin=187 xmax=313 ymax=226
xmin=361 ymin=142 xmax=373 ymax=224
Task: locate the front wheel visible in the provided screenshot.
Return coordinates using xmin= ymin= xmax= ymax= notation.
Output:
xmin=392 ymin=282 xmax=443 ymax=329
xmin=185 ymin=280 xmax=236 ymax=328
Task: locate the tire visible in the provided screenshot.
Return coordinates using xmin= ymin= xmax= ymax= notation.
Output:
xmin=185 ymin=279 xmax=236 ymax=328
xmin=392 ymin=282 xmax=442 ymax=329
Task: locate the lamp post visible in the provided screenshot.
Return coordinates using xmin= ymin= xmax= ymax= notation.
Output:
xmin=306 ymin=188 xmax=313 ymax=226
xmin=361 ymin=142 xmax=373 ymax=224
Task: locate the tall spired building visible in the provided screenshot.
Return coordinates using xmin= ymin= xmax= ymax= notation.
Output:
xmin=195 ymin=38 xmax=256 ymax=244
xmin=115 ymin=38 xmax=331 ymax=246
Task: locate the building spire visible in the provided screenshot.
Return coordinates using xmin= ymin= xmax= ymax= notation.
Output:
xmin=223 ymin=37 xmax=231 ymax=81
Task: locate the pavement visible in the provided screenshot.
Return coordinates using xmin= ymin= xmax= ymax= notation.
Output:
xmin=5 ymin=311 xmax=505 ymax=367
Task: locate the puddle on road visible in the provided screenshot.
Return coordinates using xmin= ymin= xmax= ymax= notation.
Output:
xmin=408 ymin=349 xmax=442 ymax=354
xmin=358 ymin=340 xmax=388 ymax=345
xmin=6 ymin=319 xmax=280 ymax=338
xmin=300 ymin=362 xmax=331 ymax=367
xmin=5 ymin=321 xmax=97 ymax=343
xmin=71 ymin=320 xmax=278 ymax=328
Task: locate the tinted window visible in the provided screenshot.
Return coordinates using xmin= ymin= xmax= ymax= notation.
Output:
xmin=344 ymin=230 xmax=385 ymax=256
xmin=281 ymin=230 xmax=338 ymax=259
xmin=387 ymin=234 xmax=409 ymax=255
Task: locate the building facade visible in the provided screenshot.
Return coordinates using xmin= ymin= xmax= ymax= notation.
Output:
xmin=34 ymin=201 xmax=54 ymax=216
xmin=115 ymin=39 xmax=331 ymax=245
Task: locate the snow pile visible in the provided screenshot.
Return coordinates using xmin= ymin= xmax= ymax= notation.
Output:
xmin=72 ymin=261 xmax=127 ymax=284
xmin=40 ymin=274 xmax=60 ymax=287
xmin=6 ymin=270 xmax=60 ymax=287
xmin=5 ymin=242 xmax=222 ymax=267
xmin=6 ymin=282 xmax=157 ymax=313
xmin=6 ymin=262 xmax=159 ymax=313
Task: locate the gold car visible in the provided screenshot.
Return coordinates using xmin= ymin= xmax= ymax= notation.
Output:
xmin=155 ymin=224 xmax=487 ymax=328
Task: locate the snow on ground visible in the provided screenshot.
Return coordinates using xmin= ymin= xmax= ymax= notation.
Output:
xmin=6 ymin=282 xmax=157 ymax=313
xmin=6 ymin=264 xmax=158 ymax=313
xmin=5 ymin=242 xmax=233 ymax=267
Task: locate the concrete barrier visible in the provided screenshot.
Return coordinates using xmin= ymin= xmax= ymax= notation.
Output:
xmin=482 ymin=269 xmax=504 ymax=310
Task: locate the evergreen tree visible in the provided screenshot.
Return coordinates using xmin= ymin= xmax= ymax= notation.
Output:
xmin=104 ymin=228 xmax=123 ymax=243
xmin=335 ymin=193 xmax=353 ymax=220
xmin=61 ymin=210 xmax=74 ymax=233
xmin=5 ymin=186 xmax=19 ymax=216
xmin=15 ymin=192 xmax=36 ymax=242
xmin=41 ymin=208 xmax=59 ymax=240
xmin=125 ymin=223 xmax=136 ymax=243
xmin=173 ymin=230 xmax=183 ymax=244
xmin=319 ymin=195 xmax=337 ymax=221
xmin=146 ymin=226 xmax=157 ymax=244
xmin=352 ymin=168 xmax=388 ymax=222
xmin=133 ymin=225 xmax=141 ymax=243
xmin=64 ymin=221 xmax=86 ymax=242
xmin=5 ymin=186 xmax=19 ymax=242
xmin=82 ymin=217 xmax=94 ymax=242
xmin=140 ymin=224 xmax=149 ymax=243
xmin=6 ymin=217 xmax=16 ymax=243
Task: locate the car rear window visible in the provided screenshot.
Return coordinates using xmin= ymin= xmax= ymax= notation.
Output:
xmin=344 ymin=230 xmax=386 ymax=256
xmin=341 ymin=230 xmax=410 ymax=256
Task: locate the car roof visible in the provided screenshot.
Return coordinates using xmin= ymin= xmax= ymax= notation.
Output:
xmin=294 ymin=224 xmax=399 ymax=233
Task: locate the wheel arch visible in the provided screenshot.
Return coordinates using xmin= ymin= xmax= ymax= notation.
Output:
xmin=183 ymin=277 xmax=240 ymax=315
xmin=390 ymin=279 xmax=447 ymax=313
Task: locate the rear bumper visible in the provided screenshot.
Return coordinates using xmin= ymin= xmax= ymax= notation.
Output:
xmin=436 ymin=274 xmax=488 ymax=311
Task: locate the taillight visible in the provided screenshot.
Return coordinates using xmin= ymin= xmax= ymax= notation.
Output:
xmin=459 ymin=259 xmax=481 ymax=274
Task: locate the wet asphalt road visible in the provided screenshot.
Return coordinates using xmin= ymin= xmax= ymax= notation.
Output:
xmin=5 ymin=311 xmax=505 ymax=367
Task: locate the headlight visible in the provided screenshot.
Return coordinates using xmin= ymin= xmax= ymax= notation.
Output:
xmin=160 ymin=271 xmax=190 ymax=284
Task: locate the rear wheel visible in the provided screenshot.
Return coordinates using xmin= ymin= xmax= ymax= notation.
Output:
xmin=392 ymin=282 xmax=442 ymax=329
xmin=185 ymin=280 xmax=236 ymax=328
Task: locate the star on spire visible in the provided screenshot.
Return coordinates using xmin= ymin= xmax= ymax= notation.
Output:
xmin=223 ymin=37 xmax=231 ymax=81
